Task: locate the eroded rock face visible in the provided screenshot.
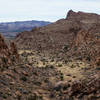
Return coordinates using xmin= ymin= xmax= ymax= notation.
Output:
xmin=0 ymin=34 xmax=10 ymax=57
xmin=0 ymin=34 xmax=19 ymax=66
xmin=10 ymin=42 xmax=19 ymax=60
xmin=69 ymin=27 xmax=100 ymax=65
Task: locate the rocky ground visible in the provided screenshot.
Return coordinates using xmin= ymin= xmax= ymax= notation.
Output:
xmin=0 ymin=10 xmax=100 ymax=100
xmin=0 ymin=48 xmax=99 ymax=100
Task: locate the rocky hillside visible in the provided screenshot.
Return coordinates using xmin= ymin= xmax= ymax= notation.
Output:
xmin=0 ymin=20 xmax=51 ymax=38
xmin=15 ymin=18 xmax=79 ymax=51
xmin=15 ymin=10 xmax=100 ymax=55
xmin=0 ymin=33 xmax=100 ymax=100
xmin=0 ymin=10 xmax=99 ymax=100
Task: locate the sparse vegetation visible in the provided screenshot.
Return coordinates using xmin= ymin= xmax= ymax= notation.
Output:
xmin=20 ymin=76 xmax=27 ymax=81
xmin=60 ymin=72 xmax=64 ymax=81
xmin=0 ymin=10 xmax=100 ymax=100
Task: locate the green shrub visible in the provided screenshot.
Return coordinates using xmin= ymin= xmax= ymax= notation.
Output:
xmin=60 ymin=73 xmax=64 ymax=81
xmin=20 ymin=76 xmax=27 ymax=81
xmin=1 ymin=57 xmax=8 ymax=64
xmin=58 ymin=64 xmax=62 ymax=67
xmin=28 ymin=94 xmax=37 ymax=100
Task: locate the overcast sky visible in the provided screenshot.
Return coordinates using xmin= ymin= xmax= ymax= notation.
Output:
xmin=0 ymin=0 xmax=100 ymax=22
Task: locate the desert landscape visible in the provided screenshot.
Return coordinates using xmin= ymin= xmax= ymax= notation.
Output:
xmin=0 ymin=10 xmax=100 ymax=100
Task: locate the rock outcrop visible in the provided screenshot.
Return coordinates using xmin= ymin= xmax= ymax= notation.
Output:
xmin=0 ymin=34 xmax=19 ymax=67
xmin=10 ymin=41 xmax=19 ymax=60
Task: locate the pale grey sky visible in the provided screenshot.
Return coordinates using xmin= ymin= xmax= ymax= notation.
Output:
xmin=0 ymin=0 xmax=100 ymax=22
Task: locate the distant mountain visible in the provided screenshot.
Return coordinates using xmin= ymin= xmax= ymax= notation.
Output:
xmin=0 ymin=20 xmax=51 ymax=38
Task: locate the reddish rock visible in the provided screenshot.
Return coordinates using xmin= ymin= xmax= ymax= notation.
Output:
xmin=0 ymin=34 xmax=19 ymax=66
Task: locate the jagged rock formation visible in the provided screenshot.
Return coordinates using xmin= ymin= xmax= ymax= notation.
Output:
xmin=70 ymin=24 xmax=100 ymax=66
xmin=10 ymin=42 xmax=19 ymax=60
xmin=0 ymin=34 xmax=19 ymax=67
xmin=0 ymin=34 xmax=10 ymax=57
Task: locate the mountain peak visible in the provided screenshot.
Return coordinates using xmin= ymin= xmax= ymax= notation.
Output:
xmin=66 ymin=10 xmax=100 ymax=22
xmin=67 ymin=10 xmax=76 ymax=17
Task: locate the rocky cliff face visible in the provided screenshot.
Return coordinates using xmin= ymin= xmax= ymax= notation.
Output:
xmin=70 ymin=28 xmax=100 ymax=65
xmin=0 ymin=34 xmax=19 ymax=67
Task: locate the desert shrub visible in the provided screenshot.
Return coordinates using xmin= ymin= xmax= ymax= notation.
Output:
xmin=63 ymin=44 xmax=69 ymax=51
xmin=44 ymin=78 xmax=49 ymax=83
xmin=45 ymin=65 xmax=54 ymax=68
xmin=96 ymin=60 xmax=100 ymax=66
xmin=50 ymin=59 xmax=54 ymax=62
xmin=43 ymin=62 xmax=45 ymax=65
xmin=11 ymin=55 xmax=16 ymax=62
xmin=33 ymin=81 xmax=41 ymax=86
xmin=70 ymin=64 xmax=75 ymax=68
xmin=95 ymin=67 xmax=100 ymax=70
xmin=20 ymin=76 xmax=27 ymax=81
xmin=49 ymin=65 xmax=54 ymax=68
xmin=86 ymin=56 xmax=91 ymax=61
xmin=58 ymin=64 xmax=62 ymax=67
xmin=60 ymin=73 xmax=64 ymax=81
xmin=64 ymin=60 xmax=68 ymax=64
xmin=1 ymin=57 xmax=8 ymax=64
xmin=2 ymin=94 xmax=7 ymax=99
xmin=27 ymin=94 xmax=37 ymax=100
xmin=17 ymin=95 xmax=21 ymax=100
xmin=13 ymin=68 xmax=17 ymax=73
